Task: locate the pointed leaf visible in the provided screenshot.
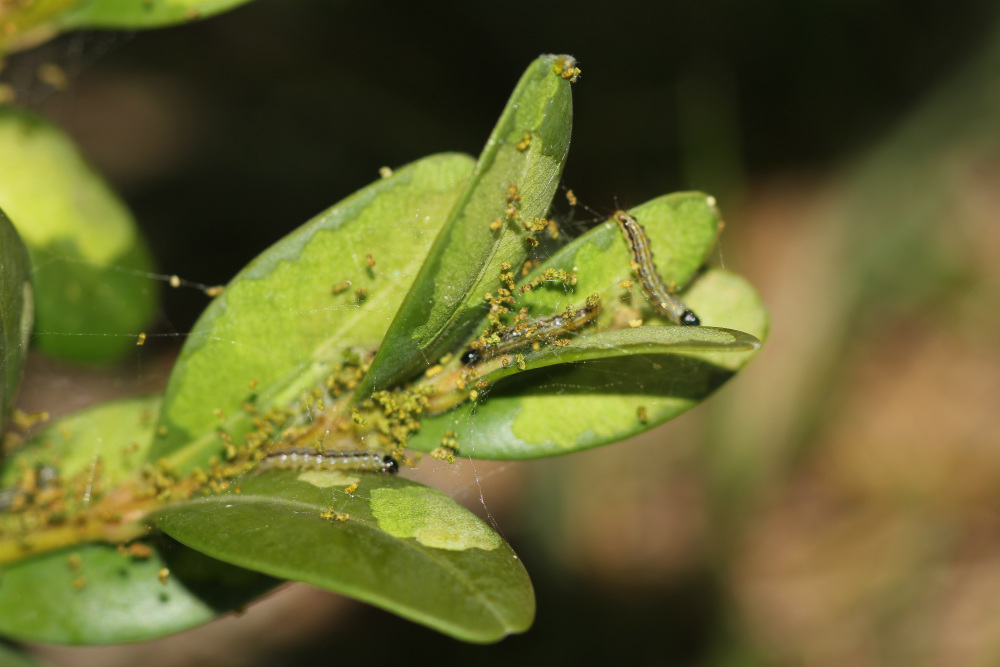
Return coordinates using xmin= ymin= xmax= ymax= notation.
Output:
xmin=0 ymin=109 xmax=156 ymax=364
xmin=154 ymin=469 xmax=534 ymax=643
xmin=152 ymin=153 xmax=475 ymax=473
xmin=356 ymin=54 xmax=576 ymax=398
xmin=0 ymin=396 xmax=276 ymax=644
xmin=0 ymin=208 xmax=32 ymax=429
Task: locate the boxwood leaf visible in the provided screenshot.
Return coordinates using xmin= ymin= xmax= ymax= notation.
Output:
xmin=403 ymin=192 xmax=767 ymax=459
xmin=0 ymin=538 xmax=277 ymax=645
xmin=0 ymin=396 xmax=277 ymax=644
xmin=355 ymin=54 xmax=576 ymax=399
xmin=0 ymin=207 xmax=32 ymax=430
xmin=151 ymin=153 xmax=475 ymax=473
xmin=410 ymin=269 xmax=766 ymax=460
xmin=154 ymin=469 xmax=534 ymax=643
xmin=0 ymin=109 xmax=156 ymax=364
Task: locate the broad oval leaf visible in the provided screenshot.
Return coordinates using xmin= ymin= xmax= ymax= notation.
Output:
xmin=154 ymin=469 xmax=534 ymax=643
xmin=0 ymin=207 xmax=32 ymax=430
xmin=0 ymin=396 xmax=276 ymax=644
xmin=355 ymin=54 xmax=576 ymax=399
xmin=0 ymin=109 xmax=156 ymax=364
xmin=152 ymin=153 xmax=475 ymax=473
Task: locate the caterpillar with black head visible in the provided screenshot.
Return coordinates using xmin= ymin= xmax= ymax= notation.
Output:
xmin=612 ymin=210 xmax=700 ymax=326
xmin=257 ymin=448 xmax=398 ymax=474
xmin=462 ymin=294 xmax=602 ymax=366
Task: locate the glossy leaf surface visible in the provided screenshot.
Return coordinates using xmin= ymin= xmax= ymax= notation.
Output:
xmin=0 ymin=396 xmax=276 ymax=644
xmin=152 ymin=153 xmax=475 ymax=473
xmin=405 ymin=193 xmax=767 ymax=459
xmin=155 ymin=469 xmax=534 ymax=643
xmin=356 ymin=54 xmax=575 ymax=398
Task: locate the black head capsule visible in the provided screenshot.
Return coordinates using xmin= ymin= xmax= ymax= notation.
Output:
xmin=680 ymin=309 xmax=700 ymax=326
xmin=460 ymin=349 xmax=480 ymax=366
xmin=383 ymin=455 xmax=400 ymax=474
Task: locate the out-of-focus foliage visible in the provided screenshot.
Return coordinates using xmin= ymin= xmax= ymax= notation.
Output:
xmin=0 ymin=109 xmax=156 ymax=363
xmin=0 ymin=0 xmax=254 ymax=54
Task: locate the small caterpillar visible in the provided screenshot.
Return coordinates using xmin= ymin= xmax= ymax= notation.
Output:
xmin=612 ymin=210 xmax=700 ymax=326
xmin=257 ymin=448 xmax=398 ymax=474
xmin=461 ymin=294 xmax=601 ymax=365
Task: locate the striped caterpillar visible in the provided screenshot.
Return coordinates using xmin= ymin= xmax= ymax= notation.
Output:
xmin=257 ymin=448 xmax=399 ymax=474
xmin=461 ymin=294 xmax=602 ymax=365
xmin=612 ymin=210 xmax=700 ymax=326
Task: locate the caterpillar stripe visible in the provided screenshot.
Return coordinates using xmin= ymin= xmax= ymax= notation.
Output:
xmin=613 ymin=210 xmax=700 ymax=326
xmin=462 ymin=294 xmax=601 ymax=365
xmin=257 ymin=448 xmax=398 ymax=474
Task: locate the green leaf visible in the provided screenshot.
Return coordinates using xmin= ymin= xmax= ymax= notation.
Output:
xmin=58 ymin=0 xmax=254 ymax=30
xmin=0 ymin=0 xmax=252 ymax=53
xmin=355 ymin=54 xmax=576 ymax=399
xmin=475 ymin=326 xmax=759 ymax=387
xmin=404 ymin=192 xmax=767 ymax=460
xmin=0 ymin=538 xmax=276 ymax=645
xmin=514 ymin=192 xmax=723 ymax=323
xmin=152 ymin=153 xmax=475 ymax=473
xmin=0 ymin=208 xmax=32 ymax=430
xmin=154 ymin=469 xmax=534 ymax=643
xmin=1 ymin=395 xmax=161 ymax=488
xmin=0 ymin=109 xmax=156 ymax=364
xmin=0 ymin=396 xmax=277 ymax=644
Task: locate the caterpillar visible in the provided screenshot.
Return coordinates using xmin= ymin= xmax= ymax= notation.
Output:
xmin=461 ymin=294 xmax=601 ymax=365
xmin=612 ymin=210 xmax=700 ymax=326
xmin=257 ymin=448 xmax=399 ymax=474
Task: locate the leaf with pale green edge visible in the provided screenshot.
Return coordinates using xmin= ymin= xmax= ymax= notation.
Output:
xmin=411 ymin=269 xmax=766 ymax=459
xmin=0 ymin=396 xmax=278 ymax=645
xmin=403 ymin=192 xmax=767 ymax=460
xmin=0 ymin=0 xmax=252 ymax=53
xmin=355 ymin=54 xmax=576 ymax=399
xmin=151 ymin=153 xmax=475 ymax=473
xmin=154 ymin=469 xmax=534 ymax=643
xmin=0 ymin=208 xmax=32 ymax=430
xmin=475 ymin=326 xmax=759 ymax=387
xmin=0 ymin=109 xmax=155 ymax=364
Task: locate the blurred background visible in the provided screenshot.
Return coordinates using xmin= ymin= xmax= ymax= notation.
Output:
xmin=4 ymin=0 xmax=1000 ymax=664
